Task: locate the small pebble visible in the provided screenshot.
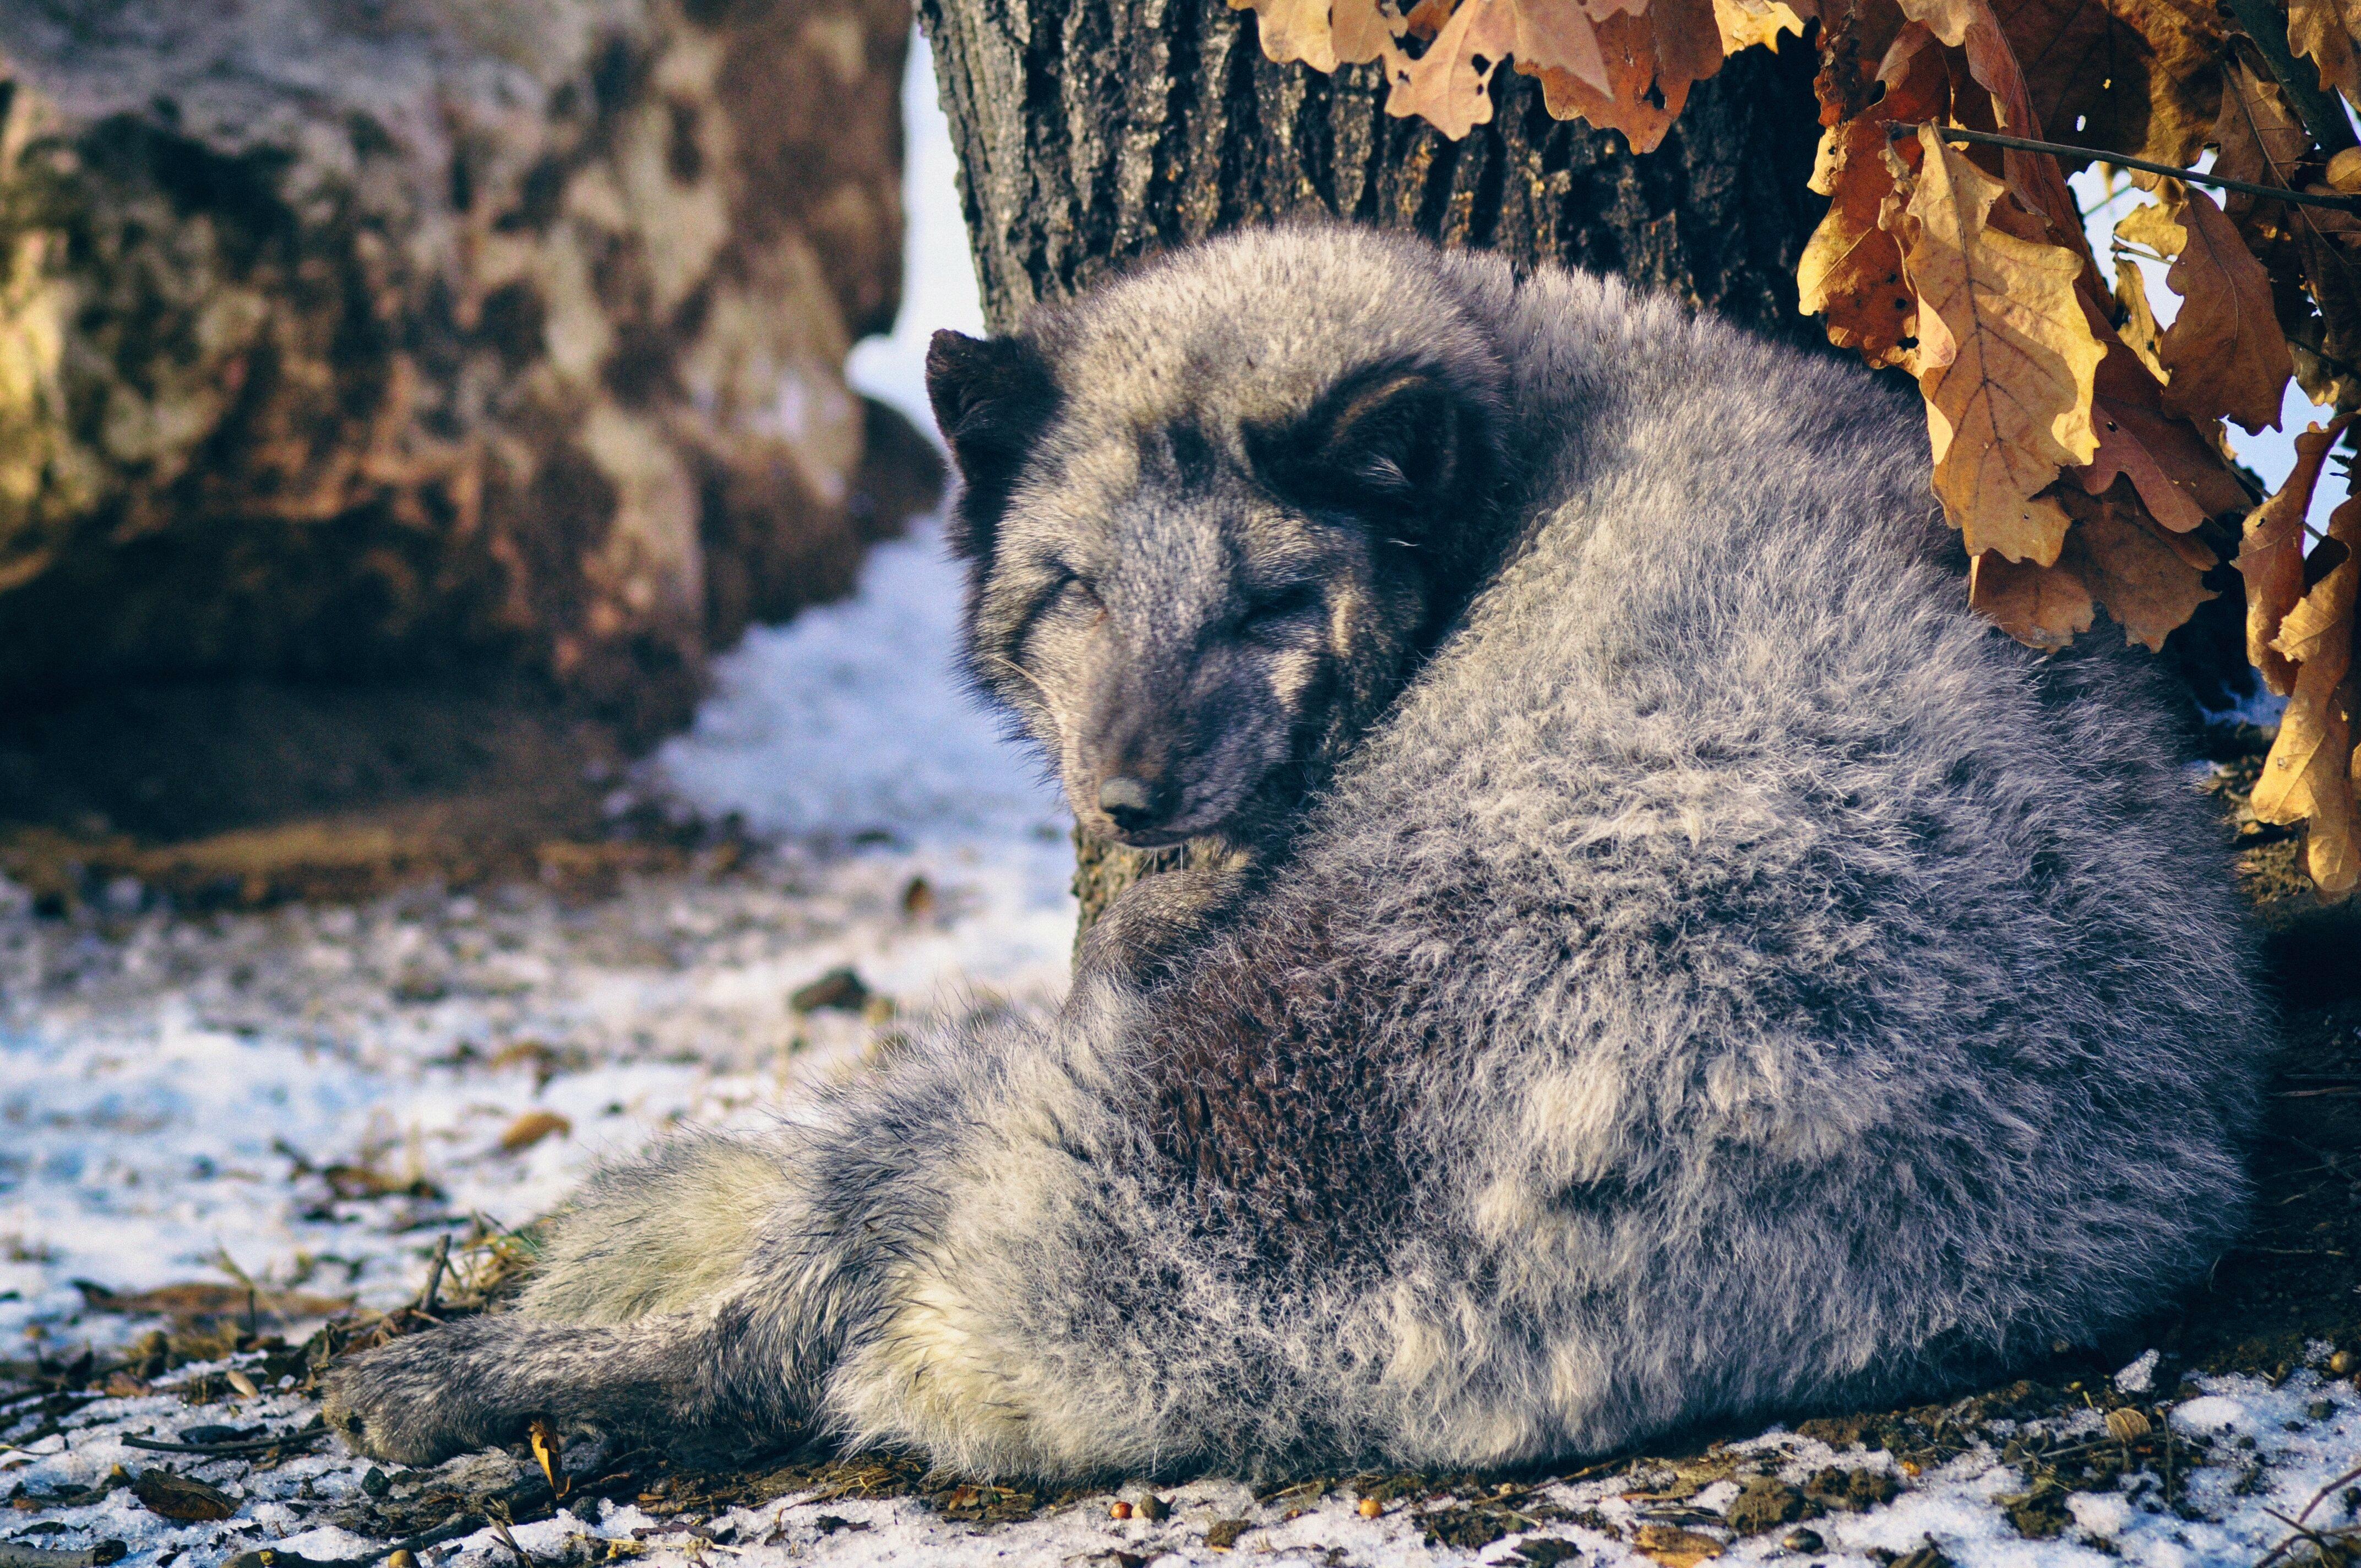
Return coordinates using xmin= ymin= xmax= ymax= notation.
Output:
xmin=1358 ymin=1498 xmax=1383 ymax=1518
xmin=2330 ymin=1350 xmax=2357 ymax=1377
xmin=1110 ymin=1501 xmax=1133 ymax=1520
xmin=2307 ymin=1400 xmax=2336 ymax=1421
xmin=1783 ymin=1529 xmax=1825 ymax=1554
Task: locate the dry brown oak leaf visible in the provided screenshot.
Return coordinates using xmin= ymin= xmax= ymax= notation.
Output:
xmin=2114 ymin=181 xmax=2293 ymax=434
xmin=2114 ymin=258 xmax=2170 ymax=383
xmin=1899 ymin=0 xmax=2092 ymax=253
xmin=2237 ymin=414 xmax=2353 ymax=693
xmin=1967 ymin=483 xmax=2216 ymax=651
xmin=1799 ymin=21 xmax=1948 ymax=367
xmin=1970 ymin=545 xmax=2099 ymax=649
xmin=2289 ymin=0 xmax=2361 ymax=115
xmin=1715 ymin=0 xmax=1814 ymax=53
xmin=2065 ymin=482 xmax=2218 ymax=650
xmin=1987 ymin=0 xmax=2223 ymax=168
xmin=2251 ymin=482 xmax=2361 ymax=897
xmin=1895 ymin=126 xmax=2106 ymax=565
xmin=1383 ymin=0 xmax=1523 ymax=138
xmin=1515 ymin=0 xmax=1730 ymax=154
xmin=1226 ymin=0 xmax=1395 ymax=72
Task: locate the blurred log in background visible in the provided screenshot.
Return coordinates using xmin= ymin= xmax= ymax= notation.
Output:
xmin=0 ymin=0 xmax=938 ymax=739
xmin=0 ymin=0 xmax=942 ymax=891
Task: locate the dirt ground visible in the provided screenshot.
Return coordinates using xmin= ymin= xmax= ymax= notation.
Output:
xmin=2 ymin=715 xmax=2355 ymax=1567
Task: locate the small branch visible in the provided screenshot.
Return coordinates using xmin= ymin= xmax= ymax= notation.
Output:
xmin=2291 ymin=1456 xmax=2361 ymax=1531
xmin=118 ymin=1430 xmax=324 ymax=1457
xmin=416 ymin=1235 xmax=450 ymax=1317
xmin=1888 ymin=123 xmax=2361 ymax=214
xmin=2222 ymin=0 xmax=2359 ymax=157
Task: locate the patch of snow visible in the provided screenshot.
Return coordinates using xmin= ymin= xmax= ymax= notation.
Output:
xmin=2115 ymin=1348 xmax=2159 ymax=1395
xmin=652 ymin=523 xmax=1067 ymax=850
xmin=6 ymin=1369 xmax=2359 ymax=1567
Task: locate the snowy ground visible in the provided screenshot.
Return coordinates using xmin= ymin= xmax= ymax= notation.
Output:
xmin=3 ymin=28 xmax=2358 ymax=1568
xmin=5 ymin=500 xmax=2356 ymax=1568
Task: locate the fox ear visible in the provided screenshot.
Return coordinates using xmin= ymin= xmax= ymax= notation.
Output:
xmin=926 ymin=330 xmax=1059 ymax=560
xmin=1246 ymin=362 xmax=1495 ymax=527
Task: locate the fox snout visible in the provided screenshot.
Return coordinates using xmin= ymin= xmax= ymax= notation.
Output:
xmin=1082 ymin=701 xmax=1194 ymax=843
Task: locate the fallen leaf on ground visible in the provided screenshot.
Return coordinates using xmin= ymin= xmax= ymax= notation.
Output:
xmin=131 ymin=1471 xmax=238 ymax=1523
xmin=322 ymin=1164 xmax=443 ymax=1201
xmin=790 ymin=966 xmax=872 ymax=1012
xmin=71 ymin=1280 xmax=352 ymax=1324
xmin=529 ymin=1419 xmax=569 ymax=1498
xmin=1634 ymin=1523 xmax=1726 ymax=1567
xmin=497 ymin=1110 xmax=573 ymax=1153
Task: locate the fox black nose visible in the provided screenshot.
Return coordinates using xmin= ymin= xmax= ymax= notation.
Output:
xmin=1099 ymin=775 xmax=1161 ymax=831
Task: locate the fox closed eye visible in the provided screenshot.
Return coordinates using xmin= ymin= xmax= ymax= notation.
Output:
xmin=1241 ymin=584 xmax=1323 ymax=636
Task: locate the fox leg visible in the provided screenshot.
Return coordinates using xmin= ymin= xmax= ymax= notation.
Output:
xmin=1074 ymin=844 xmax=1258 ymax=982
xmin=324 ymin=1036 xmax=1013 ymax=1466
xmin=323 ymin=1130 xmax=822 ymax=1465
xmin=319 ymin=1308 xmax=793 ymax=1466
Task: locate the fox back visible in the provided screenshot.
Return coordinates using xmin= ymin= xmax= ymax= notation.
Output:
xmin=324 ymin=227 xmax=2267 ymax=1482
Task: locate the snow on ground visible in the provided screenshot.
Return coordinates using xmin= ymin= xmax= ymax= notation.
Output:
xmin=2 ymin=31 xmax=2357 ymax=1568
xmin=0 ymin=529 xmax=1070 ymax=1342
xmin=0 ymin=517 xmax=1074 ymax=1341
xmin=5 ymin=511 xmax=2355 ymax=1568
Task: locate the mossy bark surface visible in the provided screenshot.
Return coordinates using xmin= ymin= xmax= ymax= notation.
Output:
xmin=916 ymin=0 xmax=1830 ymax=930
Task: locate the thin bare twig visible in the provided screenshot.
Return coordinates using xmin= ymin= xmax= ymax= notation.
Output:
xmin=416 ymin=1235 xmax=450 ymax=1316
xmin=1887 ymin=122 xmax=2361 ymax=215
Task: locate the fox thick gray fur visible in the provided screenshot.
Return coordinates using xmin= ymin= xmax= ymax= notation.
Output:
xmin=325 ymin=227 xmax=2266 ymax=1479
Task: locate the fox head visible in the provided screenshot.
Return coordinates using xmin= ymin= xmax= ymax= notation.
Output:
xmin=926 ymin=227 xmax=1518 ymax=852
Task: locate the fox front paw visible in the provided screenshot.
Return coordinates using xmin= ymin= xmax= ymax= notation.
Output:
xmin=322 ymin=1326 xmax=524 ymax=1466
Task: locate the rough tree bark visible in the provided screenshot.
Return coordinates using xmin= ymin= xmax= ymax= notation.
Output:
xmin=916 ymin=0 xmax=1830 ymax=932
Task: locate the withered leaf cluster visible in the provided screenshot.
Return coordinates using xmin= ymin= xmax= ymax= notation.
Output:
xmin=1227 ymin=0 xmax=2361 ymax=896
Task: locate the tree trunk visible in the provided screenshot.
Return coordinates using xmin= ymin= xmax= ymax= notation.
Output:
xmin=917 ymin=0 xmax=1830 ymax=931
